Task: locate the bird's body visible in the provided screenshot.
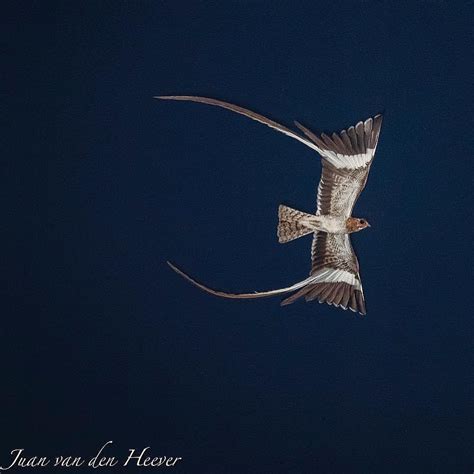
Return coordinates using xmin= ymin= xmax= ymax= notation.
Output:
xmin=317 ymin=215 xmax=348 ymax=234
xmin=278 ymin=208 xmax=369 ymax=238
xmin=158 ymin=95 xmax=383 ymax=315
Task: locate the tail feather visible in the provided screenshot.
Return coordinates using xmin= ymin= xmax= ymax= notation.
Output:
xmin=277 ymin=205 xmax=316 ymax=243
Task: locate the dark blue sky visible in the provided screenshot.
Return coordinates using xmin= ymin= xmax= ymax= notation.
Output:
xmin=4 ymin=1 xmax=474 ymax=473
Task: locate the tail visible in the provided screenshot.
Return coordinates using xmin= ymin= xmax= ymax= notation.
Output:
xmin=277 ymin=205 xmax=316 ymax=243
xmin=167 ymin=261 xmax=315 ymax=300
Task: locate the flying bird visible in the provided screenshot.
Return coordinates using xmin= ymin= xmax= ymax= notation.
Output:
xmin=157 ymin=96 xmax=383 ymax=315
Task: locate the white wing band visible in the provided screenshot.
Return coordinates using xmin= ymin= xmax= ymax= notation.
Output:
xmin=310 ymin=267 xmax=362 ymax=290
xmin=320 ymin=149 xmax=375 ymax=170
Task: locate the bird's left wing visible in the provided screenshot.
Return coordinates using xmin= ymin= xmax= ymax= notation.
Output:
xmin=281 ymin=232 xmax=366 ymax=314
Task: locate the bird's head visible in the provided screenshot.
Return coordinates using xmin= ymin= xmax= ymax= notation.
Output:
xmin=347 ymin=217 xmax=371 ymax=233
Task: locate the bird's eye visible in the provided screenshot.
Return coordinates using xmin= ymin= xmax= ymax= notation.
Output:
xmin=359 ymin=219 xmax=365 ymax=224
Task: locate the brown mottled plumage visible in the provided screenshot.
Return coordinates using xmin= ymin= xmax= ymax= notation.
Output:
xmin=158 ymin=96 xmax=383 ymax=316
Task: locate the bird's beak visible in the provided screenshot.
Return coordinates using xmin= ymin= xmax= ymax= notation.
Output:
xmin=367 ymin=223 xmax=371 ymax=227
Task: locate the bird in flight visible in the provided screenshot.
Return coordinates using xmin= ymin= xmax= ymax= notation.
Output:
xmin=157 ymin=96 xmax=383 ymax=315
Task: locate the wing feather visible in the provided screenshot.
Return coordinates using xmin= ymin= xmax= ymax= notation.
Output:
xmin=341 ymin=284 xmax=351 ymax=310
xmin=166 ymin=261 xmax=316 ymax=300
xmin=155 ymin=95 xmax=324 ymax=153
xmin=332 ymin=132 xmax=348 ymax=154
xmin=157 ymin=96 xmax=382 ymax=219
xmin=311 ymin=114 xmax=383 ymax=217
xmin=340 ymin=129 xmax=353 ymax=152
xmin=282 ymin=232 xmax=366 ymax=315
xmin=347 ymin=126 xmax=359 ymax=152
xmin=356 ymin=121 xmax=365 ymax=152
xmin=364 ymin=118 xmax=373 ymax=148
xmin=349 ymin=292 xmax=358 ymax=313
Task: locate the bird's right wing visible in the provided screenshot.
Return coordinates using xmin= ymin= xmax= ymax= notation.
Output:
xmin=295 ymin=115 xmax=383 ymax=217
xmin=157 ymin=97 xmax=382 ymax=219
xmin=281 ymin=232 xmax=366 ymax=314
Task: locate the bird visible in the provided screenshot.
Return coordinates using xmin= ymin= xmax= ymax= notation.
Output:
xmin=156 ymin=96 xmax=383 ymax=315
